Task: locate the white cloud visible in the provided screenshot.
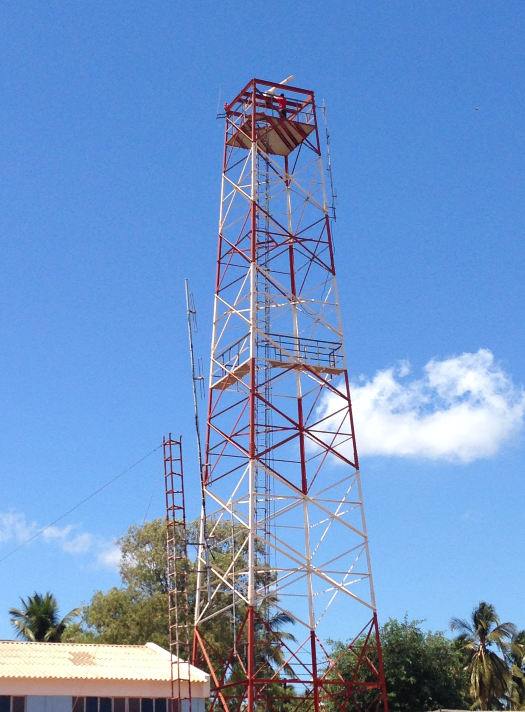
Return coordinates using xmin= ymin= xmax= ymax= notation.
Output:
xmin=97 ymin=545 xmax=121 ymax=568
xmin=0 ymin=512 xmax=120 ymax=569
xmin=320 ymin=349 xmax=525 ymax=463
xmin=0 ymin=512 xmax=38 ymax=544
xmin=42 ymin=526 xmax=95 ymax=554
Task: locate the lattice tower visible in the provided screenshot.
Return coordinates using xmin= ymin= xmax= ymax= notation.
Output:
xmin=193 ymin=78 xmax=388 ymax=712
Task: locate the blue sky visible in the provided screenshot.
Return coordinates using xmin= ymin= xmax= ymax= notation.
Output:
xmin=0 ymin=0 xmax=524 ymax=642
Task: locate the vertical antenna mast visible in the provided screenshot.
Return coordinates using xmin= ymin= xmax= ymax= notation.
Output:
xmin=185 ymin=280 xmax=212 ymax=613
xmin=185 ymin=279 xmax=205 ymax=478
xmin=322 ymin=102 xmax=337 ymax=223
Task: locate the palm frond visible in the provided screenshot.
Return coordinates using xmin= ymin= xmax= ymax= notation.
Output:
xmin=451 ymin=616 xmax=475 ymax=636
xmin=487 ymin=622 xmax=518 ymax=642
xmin=10 ymin=619 xmax=36 ymax=641
xmin=59 ymin=607 xmax=82 ymax=628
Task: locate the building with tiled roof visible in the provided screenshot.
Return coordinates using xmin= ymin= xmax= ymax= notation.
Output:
xmin=0 ymin=642 xmax=209 ymax=712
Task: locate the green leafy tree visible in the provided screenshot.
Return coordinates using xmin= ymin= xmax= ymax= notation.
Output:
xmin=64 ymin=519 xmax=172 ymax=647
xmin=451 ymin=601 xmax=517 ymax=710
xmin=327 ymin=616 xmax=470 ymax=712
xmin=10 ymin=592 xmax=80 ymax=642
xmin=65 ymin=519 xmax=295 ymax=657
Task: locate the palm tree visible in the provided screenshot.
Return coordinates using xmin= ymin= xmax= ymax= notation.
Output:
xmin=451 ymin=601 xmax=516 ymax=710
xmin=226 ymin=605 xmax=297 ymax=712
xmin=9 ymin=592 xmax=81 ymax=642
xmin=253 ymin=605 xmax=296 ymax=673
xmin=506 ymin=630 xmax=525 ymax=710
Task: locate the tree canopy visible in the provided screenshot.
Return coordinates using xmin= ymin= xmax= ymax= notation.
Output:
xmin=10 ymin=592 xmax=80 ymax=642
xmin=327 ymin=616 xmax=470 ymax=712
xmin=64 ymin=519 xmax=171 ymax=647
xmin=64 ymin=517 xmax=292 ymax=662
xmin=451 ymin=601 xmax=525 ymax=710
xmin=59 ymin=519 xmax=525 ymax=710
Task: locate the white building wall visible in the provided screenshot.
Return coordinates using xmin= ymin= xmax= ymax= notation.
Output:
xmin=0 ymin=683 xmax=208 ymax=699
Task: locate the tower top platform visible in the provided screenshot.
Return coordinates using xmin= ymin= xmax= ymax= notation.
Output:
xmin=224 ymin=78 xmax=317 ymax=156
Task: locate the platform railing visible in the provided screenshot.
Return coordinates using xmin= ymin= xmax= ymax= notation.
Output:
xmin=213 ymin=332 xmax=343 ymax=377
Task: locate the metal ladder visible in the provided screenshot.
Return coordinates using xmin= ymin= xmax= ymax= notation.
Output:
xmin=164 ymin=435 xmax=192 ymax=712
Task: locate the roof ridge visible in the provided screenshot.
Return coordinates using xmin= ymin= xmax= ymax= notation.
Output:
xmin=0 ymin=641 xmax=150 ymax=648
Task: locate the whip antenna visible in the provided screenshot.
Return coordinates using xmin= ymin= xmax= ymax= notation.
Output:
xmin=185 ymin=279 xmax=212 ymax=604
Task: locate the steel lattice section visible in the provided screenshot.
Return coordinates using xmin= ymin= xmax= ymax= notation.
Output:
xmin=193 ymin=78 xmax=388 ymax=712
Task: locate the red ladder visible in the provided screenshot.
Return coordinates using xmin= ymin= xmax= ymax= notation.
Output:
xmin=164 ymin=435 xmax=192 ymax=712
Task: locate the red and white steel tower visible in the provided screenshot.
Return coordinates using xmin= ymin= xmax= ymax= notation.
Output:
xmin=193 ymin=78 xmax=388 ymax=712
